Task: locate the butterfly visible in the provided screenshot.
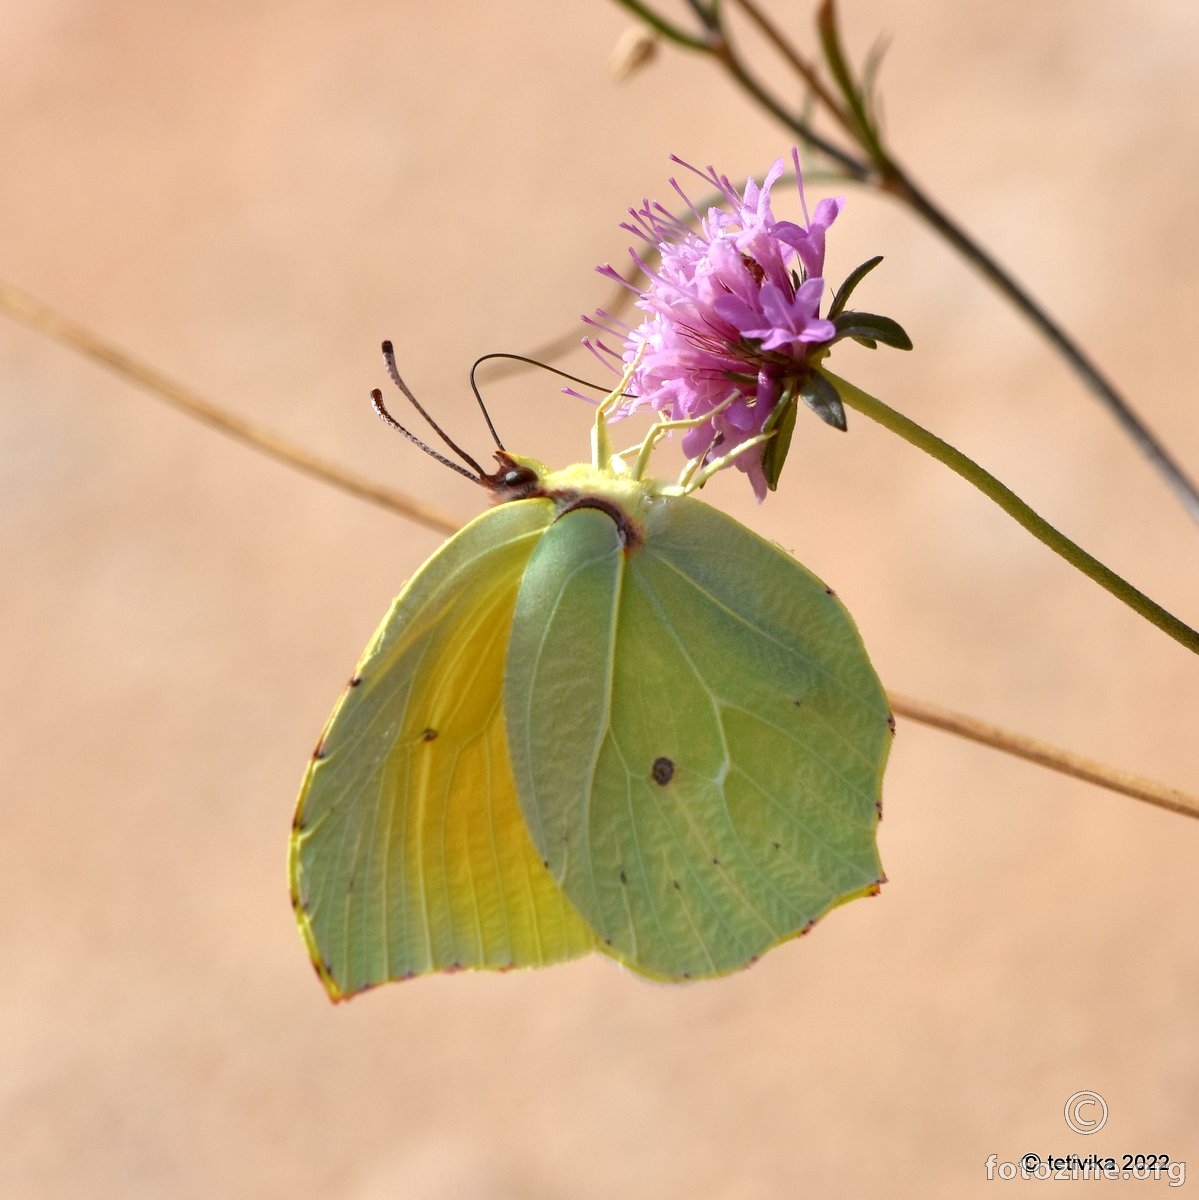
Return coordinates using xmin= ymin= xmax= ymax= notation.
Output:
xmin=289 ymin=344 xmax=891 ymax=999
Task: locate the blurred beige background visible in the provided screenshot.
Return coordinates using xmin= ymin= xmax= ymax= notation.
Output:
xmin=2 ymin=1 xmax=1197 ymax=1196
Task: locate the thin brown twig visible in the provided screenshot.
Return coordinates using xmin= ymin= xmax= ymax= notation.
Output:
xmin=890 ymin=692 xmax=1199 ymax=821
xmin=705 ymin=33 xmax=870 ymax=179
xmin=726 ymin=0 xmax=850 ymax=131
xmin=2 ymin=278 xmax=1194 ymax=820
xmin=0 ymin=280 xmax=458 ymax=536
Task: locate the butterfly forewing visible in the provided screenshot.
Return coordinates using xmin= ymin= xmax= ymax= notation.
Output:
xmin=504 ymin=496 xmax=891 ymax=981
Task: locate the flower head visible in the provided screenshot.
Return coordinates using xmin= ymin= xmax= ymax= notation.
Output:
xmin=585 ymin=151 xmax=848 ymax=499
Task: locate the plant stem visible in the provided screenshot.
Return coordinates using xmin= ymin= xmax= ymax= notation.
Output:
xmin=705 ymin=33 xmax=870 ymax=179
xmin=826 ymin=370 xmax=1199 ymax=656
xmin=729 ymin=0 xmax=849 ymax=127
xmin=610 ymin=0 xmax=710 ymax=50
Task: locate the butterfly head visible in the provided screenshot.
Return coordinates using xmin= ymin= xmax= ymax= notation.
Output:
xmin=482 ymin=452 xmax=551 ymax=503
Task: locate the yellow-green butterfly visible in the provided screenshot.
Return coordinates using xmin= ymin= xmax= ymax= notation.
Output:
xmin=290 ymin=345 xmax=891 ymax=1000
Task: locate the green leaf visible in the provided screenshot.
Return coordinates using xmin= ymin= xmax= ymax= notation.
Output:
xmin=800 ymin=371 xmax=848 ymax=430
xmin=832 ymin=311 xmax=914 ymax=351
xmin=860 ymin=35 xmax=892 ymax=131
xmin=828 ymin=255 xmax=884 ymax=319
xmin=761 ymin=393 xmax=798 ymax=491
xmin=816 ymin=0 xmax=884 ymax=159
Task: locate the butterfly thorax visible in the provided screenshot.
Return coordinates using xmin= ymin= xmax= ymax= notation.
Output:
xmin=489 ymin=451 xmax=667 ymax=552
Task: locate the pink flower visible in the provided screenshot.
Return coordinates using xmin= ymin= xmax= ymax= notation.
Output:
xmin=586 ymin=150 xmax=844 ymax=500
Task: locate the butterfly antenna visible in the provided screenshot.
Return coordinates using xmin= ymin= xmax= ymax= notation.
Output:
xmin=380 ymin=340 xmax=489 ymax=478
xmin=467 ymin=356 xmax=509 ymax=451
xmin=369 ymin=389 xmax=481 ymax=483
xmin=469 ymin=353 xmax=634 ymax=448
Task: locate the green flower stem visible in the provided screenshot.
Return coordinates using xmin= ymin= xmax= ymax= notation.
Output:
xmin=825 ymin=371 xmax=1199 ymax=656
